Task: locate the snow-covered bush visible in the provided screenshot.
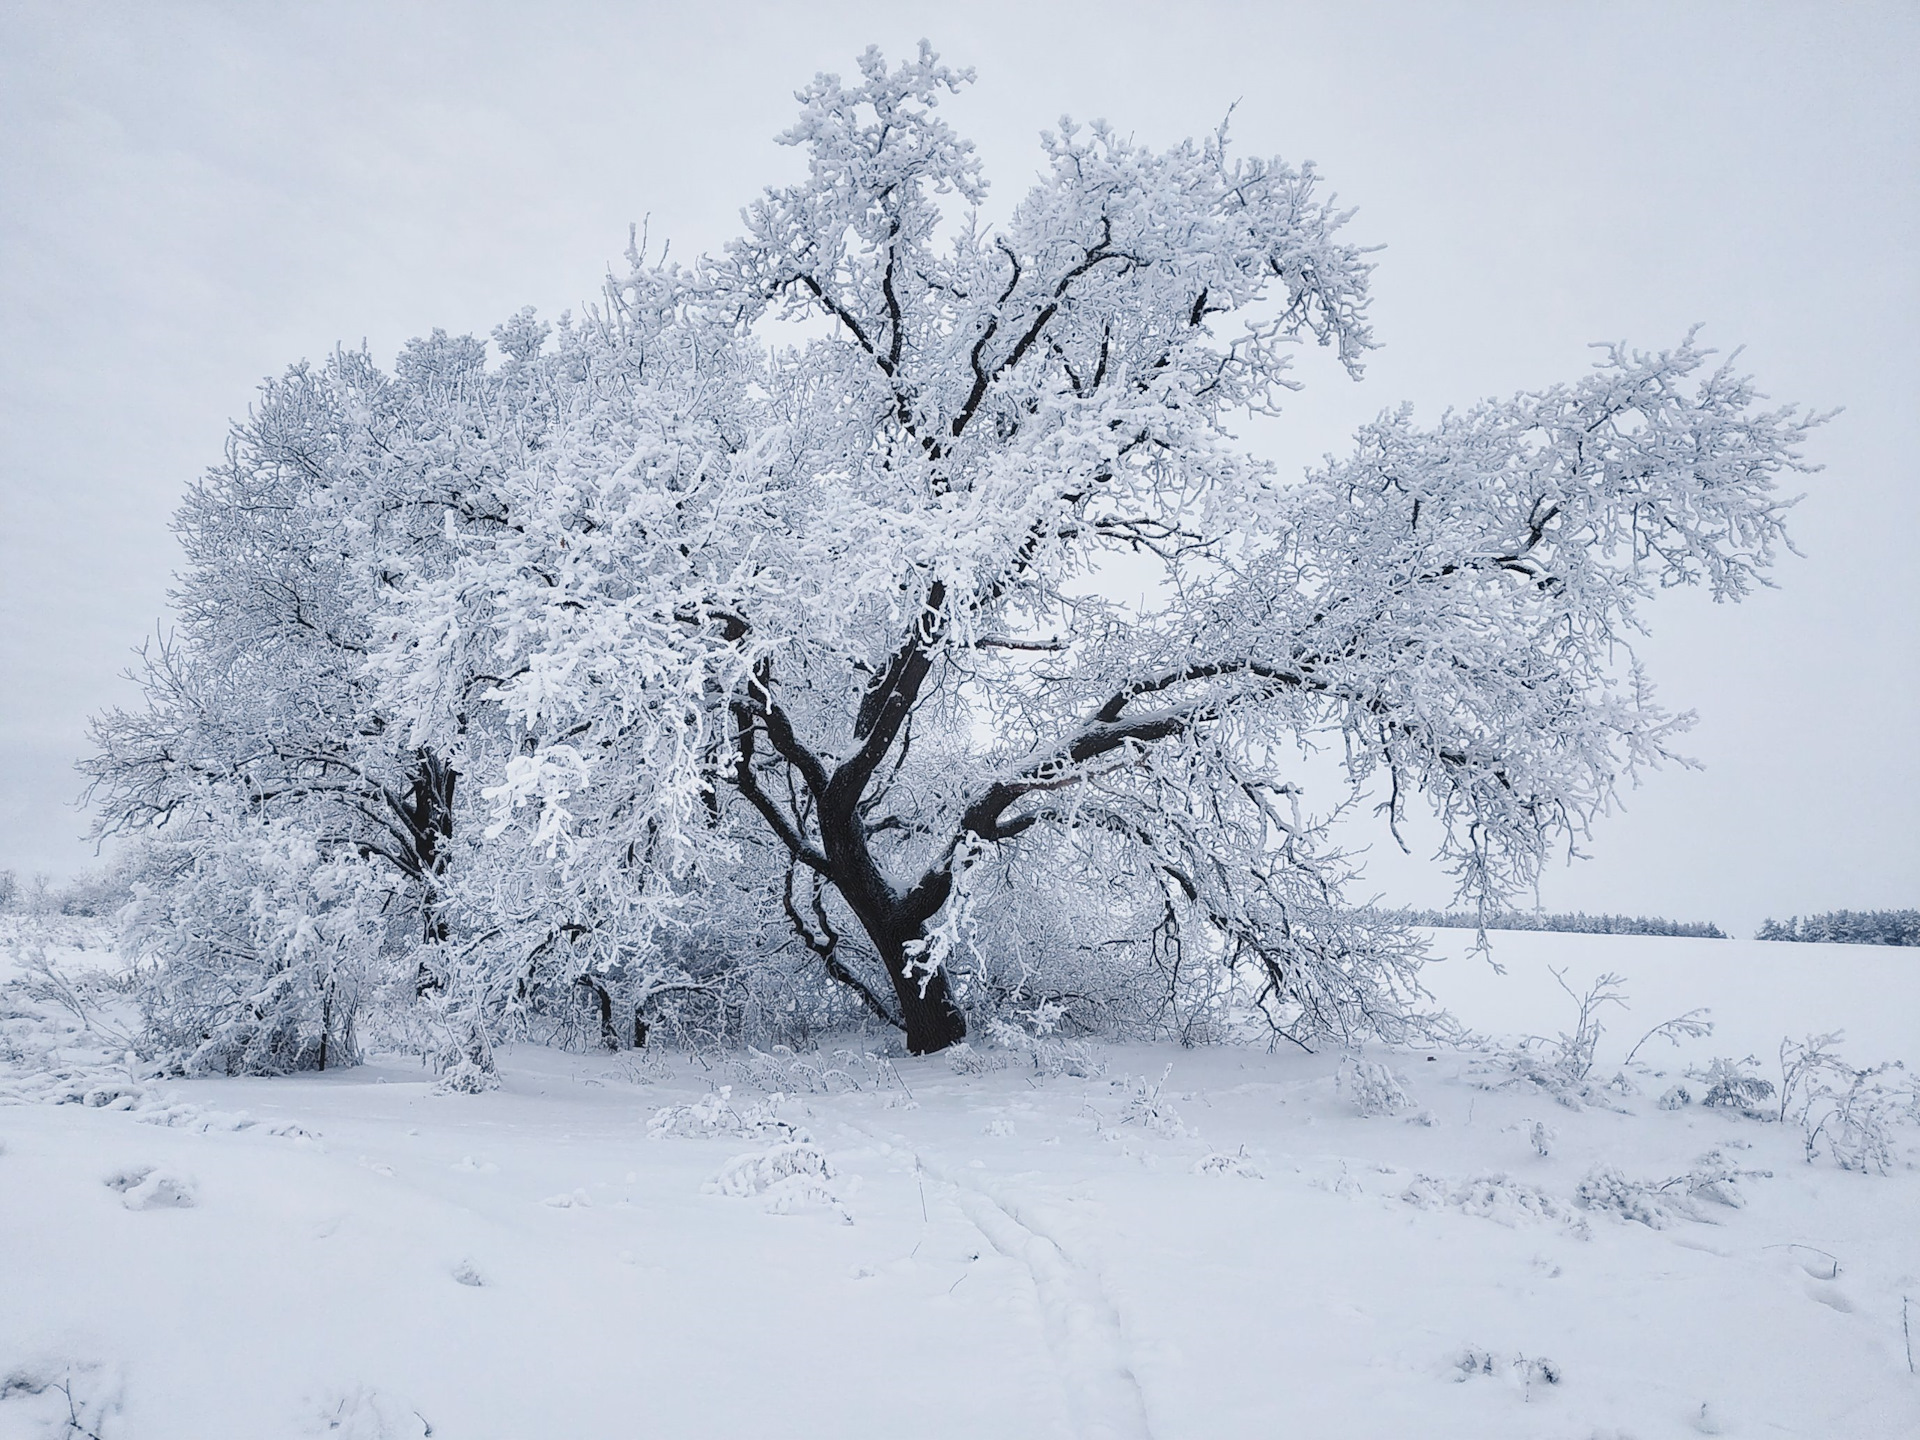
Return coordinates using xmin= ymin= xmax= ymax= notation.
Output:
xmin=1453 ymin=1348 xmax=1561 ymax=1397
xmin=1336 ymin=1054 xmax=1414 ymax=1117
xmin=648 ymin=1086 xmax=805 ymax=1141
xmin=1403 ymin=1172 xmax=1590 ymax=1236
xmin=120 ymin=822 xmax=397 ymax=1076
xmin=1576 ymin=1149 xmax=1774 ymax=1227
xmin=708 ymin=1140 xmax=849 ymax=1219
xmin=1575 ymin=1165 xmax=1684 ymax=1229
xmin=943 ymin=1042 xmax=1006 ymax=1076
xmin=2 ymin=933 xmax=136 ymax=1055
xmin=1119 ymin=1066 xmax=1191 ymax=1138
xmin=1674 ymin=1147 xmax=1771 ymax=1209
xmin=1801 ymin=1073 xmax=1912 ymax=1174
xmin=1194 ymin=1147 xmax=1264 ymax=1179
xmin=1693 ymin=1056 xmax=1775 ymax=1117
xmin=1778 ymin=1033 xmax=1915 ymax=1174
xmin=105 ymin=1164 xmax=198 ymax=1210
xmin=982 ymin=1009 xmax=1107 ymax=1079
xmin=711 ymin=1140 xmax=835 ymax=1198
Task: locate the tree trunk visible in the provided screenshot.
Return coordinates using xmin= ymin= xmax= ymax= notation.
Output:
xmin=576 ymin=975 xmax=620 ymax=1050
xmin=872 ymin=927 xmax=967 ymax=1055
xmin=407 ymin=749 xmax=458 ymax=944
xmin=731 ymin=654 xmax=969 ymax=1052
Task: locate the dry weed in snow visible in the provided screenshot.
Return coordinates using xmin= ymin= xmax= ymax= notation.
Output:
xmin=1403 ymin=1172 xmax=1593 ymax=1237
xmin=709 ymin=1140 xmax=849 ymax=1220
xmin=647 ymin=1086 xmax=807 ymax=1142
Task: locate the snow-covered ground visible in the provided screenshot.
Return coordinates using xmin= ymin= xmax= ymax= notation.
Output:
xmin=3 ymin=920 xmax=1916 ymax=1438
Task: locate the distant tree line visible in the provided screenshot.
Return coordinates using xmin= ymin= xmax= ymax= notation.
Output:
xmin=0 ymin=866 xmax=131 ymax=919
xmin=1393 ymin=908 xmax=1728 ymax=939
xmin=1756 ymin=911 xmax=1919 ymax=946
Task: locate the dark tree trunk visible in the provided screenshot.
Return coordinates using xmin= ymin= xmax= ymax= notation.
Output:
xmin=727 ymin=605 xmax=972 ymax=1054
xmin=807 ymin=810 xmax=967 ymax=1054
xmin=872 ymin=927 xmax=968 ymax=1055
xmin=576 ymin=975 xmax=621 ymax=1050
xmin=401 ymin=752 xmax=458 ymax=1001
xmin=405 ymin=750 xmax=459 ymax=944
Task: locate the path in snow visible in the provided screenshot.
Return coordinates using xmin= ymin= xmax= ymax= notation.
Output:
xmin=854 ymin=1120 xmax=1155 ymax=1440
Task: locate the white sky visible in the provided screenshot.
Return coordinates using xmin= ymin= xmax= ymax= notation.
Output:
xmin=2 ymin=0 xmax=1914 ymax=934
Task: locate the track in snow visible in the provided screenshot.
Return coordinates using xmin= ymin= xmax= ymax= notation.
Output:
xmin=855 ymin=1123 xmax=1155 ymax=1440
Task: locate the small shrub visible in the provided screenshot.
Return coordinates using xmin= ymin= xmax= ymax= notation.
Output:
xmin=1120 ymin=1066 xmax=1190 ymax=1138
xmin=1337 ymin=1054 xmax=1413 ymax=1117
xmin=1404 ymin=1172 xmax=1590 ymax=1236
xmin=1657 ymin=1084 xmax=1692 ymax=1110
xmin=1576 ymin=1165 xmax=1682 ymax=1228
xmin=648 ymin=1086 xmax=804 ymax=1142
xmin=1693 ymin=1056 xmax=1775 ymax=1116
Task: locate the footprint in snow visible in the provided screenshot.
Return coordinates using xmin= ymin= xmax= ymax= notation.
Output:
xmin=1803 ymin=1279 xmax=1853 ymax=1312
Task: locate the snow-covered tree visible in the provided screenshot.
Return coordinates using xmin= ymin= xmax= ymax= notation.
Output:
xmin=92 ymin=44 xmax=1818 ymax=1062
xmin=84 ymin=309 xmax=742 ymax=1071
xmin=85 ymin=347 xmax=477 ymax=935
xmin=386 ymin=46 xmax=1815 ymax=1053
xmin=82 ymin=337 xmax=545 ymax=1071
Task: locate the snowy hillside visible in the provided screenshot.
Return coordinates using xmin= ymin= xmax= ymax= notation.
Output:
xmin=3 ymin=920 xmax=1917 ymax=1438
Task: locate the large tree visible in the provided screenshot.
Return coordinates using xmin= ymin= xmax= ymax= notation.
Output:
xmin=96 ymin=45 xmax=1816 ymax=1063
xmin=83 ymin=339 xmax=508 ymax=934
xmin=382 ymin=46 xmax=1813 ymax=1053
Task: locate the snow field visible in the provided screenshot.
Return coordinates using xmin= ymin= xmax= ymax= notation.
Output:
xmin=3 ymin=924 xmax=1918 ymax=1438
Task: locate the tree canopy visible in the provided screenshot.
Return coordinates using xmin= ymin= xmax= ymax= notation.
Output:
xmin=87 ymin=45 xmax=1817 ymax=1070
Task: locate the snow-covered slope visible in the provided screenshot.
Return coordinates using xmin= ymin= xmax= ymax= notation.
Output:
xmin=3 ymin=921 xmax=1915 ymax=1438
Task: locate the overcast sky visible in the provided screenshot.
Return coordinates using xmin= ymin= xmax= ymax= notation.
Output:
xmin=2 ymin=0 xmax=1914 ymax=932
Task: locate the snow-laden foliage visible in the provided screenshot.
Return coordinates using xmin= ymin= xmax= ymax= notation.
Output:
xmin=1693 ymin=1056 xmax=1777 ymax=1117
xmin=1336 ymin=1053 xmax=1414 ymax=1117
xmin=1403 ymin=1172 xmax=1591 ymax=1236
xmin=120 ymin=817 xmax=394 ymax=1075
xmin=86 ymin=45 xmax=1819 ymax=1065
xmin=1777 ymin=1032 xmax=1917 ymax=1174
